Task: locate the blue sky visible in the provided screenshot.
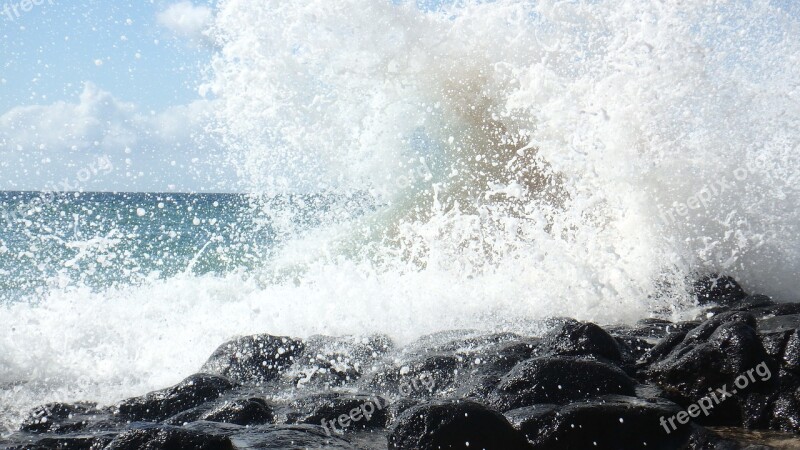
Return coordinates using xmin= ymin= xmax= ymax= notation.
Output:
xmin=1 ymin=1 xmax=213 ymax=112
xmin=1 ymin=0 xmax=797 ymax=193
xmin=0 ymin=0 xmax=231 ymax=192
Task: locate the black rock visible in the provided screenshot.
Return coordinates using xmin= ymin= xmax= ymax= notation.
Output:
xmin=615 ymin=335 xmax=655 ymax=365
xmin=694 ymin=275 xmax=748 ymax=307
xmin=505 ymin=395 xmax=690 ymax=449
xmin=757 ymin=314 xmax=800 ymax=335
xmin=748 ymin=303 xmax=800 ymax=320
xmin=686 ymin=425 xmax=743 ymax=450
xmin=734 ymin=295 xmax=776 ymax=310
xmin=453 ymin=339 xmax=540 ymax=400
xmin=104 ymin=424 xmax=232 ymax=450
xmin=200 ymin=397 xmax=275 ymax=426
xmin=287 ymin=334 xmax=393 ymax=389
xmin=759 ymin=331 xmax=792 ymax=363
xmin=647 ymin=319 xmax=777 ymax=426
xmin=227 ymin=424 xmax=354 ymax=449
xmin=684 ymin=311 xmax=758 ymax=345
xmin=642 ymin=330 xmax=690 ymax=366
xmin=285 ymin=392 xmax=389 ymax=433
xmin=201 ymin=334 xmax=304 ymax=384
xmin=487 ymin=356 xmax=637 ymax=411
xmin=116 ymin=373 xmax=236 ymax=422
xmin=388 ymin=399 xmax=530 ymax=450
xmin=769 ymin=371 xmax=800 ymax=433
xmin=420 ymin=331 xmax=525 ymax=354
xmin=540 ymin=320 xmax=623 ymax=363
xmin=366 ymin=353 xmax=457 ymax=398
xmin=19 ymin=403 xmax=103 ymax=434
xmin=783 ymin=330 xmax=800 ymax=373
xmin=757 ymin=327 xmax=800 ymax=375
xmin=502 ymin=403 xmax=559 ymax=438
xmin=0 ymin=432 xmax=116 ymax=450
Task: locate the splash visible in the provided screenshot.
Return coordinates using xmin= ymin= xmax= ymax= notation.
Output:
xmin=2 ymin=0 xmax=799 ymax=432
xmin=208 ymin=0 xmax=800 ymax=301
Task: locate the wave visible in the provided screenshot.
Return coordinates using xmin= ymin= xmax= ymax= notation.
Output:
xmin=209 ymin=0 xmax=800 ymax=299
xmin=2 ymin=0 xmax=799 ymax=432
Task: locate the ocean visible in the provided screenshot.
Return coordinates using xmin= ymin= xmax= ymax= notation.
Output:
xmin=2 ymin=0 xmax=800 ymax=437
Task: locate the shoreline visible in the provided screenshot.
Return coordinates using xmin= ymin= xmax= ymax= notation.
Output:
xmin=3 ymin=274 xmax=800 ymax=449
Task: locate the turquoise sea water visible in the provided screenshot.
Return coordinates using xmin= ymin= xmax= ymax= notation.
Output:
xmin=0 ymin=192 xmax=265 ymax=301
xmin=0 ymin=192 xmax=373 ymax=302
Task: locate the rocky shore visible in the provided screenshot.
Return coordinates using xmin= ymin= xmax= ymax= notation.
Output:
xmin=3 ymin=275 xmax=800 ymax=449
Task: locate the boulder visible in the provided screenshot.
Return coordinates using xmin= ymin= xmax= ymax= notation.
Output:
xmin=539 ymin=320 xmax=623 ymax=363
xmin=20 ymin=403 xmax=103 ymax=434
xmin=694 ymin=275 xmax=748 ymax=307
xmin=366 ymin=353 xmax=457 ymax=398
xmin=647 ymin=319 xmax=777 ymax=426
xmin=200 ymin=398 xmax=275 ymax=426
xmin=201 ymin=334 xmax=304 ymax=384
xmin=488 ymin=356 xmax=637 ymax=411
xmin=285 ymin=392 xmax=389 ymax=433
xmin=288 ymin=334 xmax=393 ymax=388
xmin=0 ymin=432 xmax=116 ymax=450
xmin=227 ymin=424 xmax=353 ymax=449
xmin=768 ymin=371 xmax=800 ymax=433
xmin=505 ymin=395 xmax=690 ymax=449
xmin=104 ymin=424 xmax=232 ymax=450
xmin=388 ymin=400 xmax=530 ymax=450
xmin=117 ymin=374 xmax=235 ymax=422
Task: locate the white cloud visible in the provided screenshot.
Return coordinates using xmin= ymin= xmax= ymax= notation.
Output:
xmin=157 ymin=1 xmax=213 ymax=43
xmin=0 ymin=83 xmax=237 ymax=192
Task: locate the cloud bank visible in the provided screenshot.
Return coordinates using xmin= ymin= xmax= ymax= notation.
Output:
xmin=0 ymin=83 xmax=236 ymax=192
xmin=157 ymin=1 xmax=214 ymax=43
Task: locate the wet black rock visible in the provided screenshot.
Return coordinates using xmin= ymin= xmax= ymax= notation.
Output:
xmin=643 ymin=311 xmax=758 ymax=368
xmin=615 ymin=334 xmax=655 ymax=365
xmin=540 ymin=320 xmax=623 ymax=363
xmin=735 ymin=295 xmax=776 ymax=310
xmin=116 ymin=373 xmax=236 ymax=422
xmin=366 ymin=353 xmax=457 ymax=398
xmin=288 ymin=334 xmax=393 ymax=388
xmin=749 ymin=303 xmax=800 ymax=319
xmin=419 ymin=331 xmax=525 ymax=355
xmin=768 ymin=372 xmax=800 ymax=433
xmin=227 ymin=424 xmax=354 ymax=449
xmin=782 ymin=330 xmax=800 ymax=373
xmin=757 ymin=314 xmax=800 ymax=335
xmin=695 ymin=274 xmax=748 ymax=307
xmin=686 ymin=425 xmax=744 ymax=450
xmin=200 ymin=397 xmax=275 ymax=426
xmin=388 ymin=399 xmax=530 ymax=450
xmin=642 ymin=329 xmax=690 ymax=366
xmin=452 ymin=339 xmax=540 ymax=400
xmin=285 ymin=392 xmax=389 ymax=432
xmin=488 ymin=356 xmax=637 ymax=411
xmin=19 ymin=403 xmax=104 ymax=434
xmin=104 ymin=424 xmax=232 ymax=450
xmin=201 ymin=334 xmax=305 ymax=385
xmin=609 ymin=318 xmax=701 ymax=343
xmin=505 ymin=395 xmax=690 ymax=449
xmin=647 ymin=317 xmax=778 ymax=426
xmin=0 ymin=432 xmax=116 ymax=450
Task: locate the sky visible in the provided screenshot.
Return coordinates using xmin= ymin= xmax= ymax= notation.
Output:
xmin=1 ymin=0 xmax=797 ymax=193
xmin=0 ymin=0 xmax=235 ymax=192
